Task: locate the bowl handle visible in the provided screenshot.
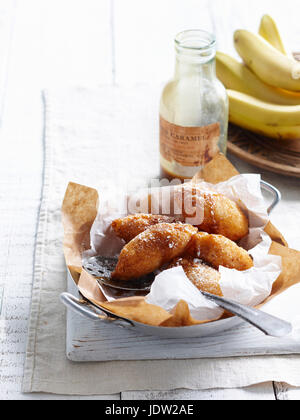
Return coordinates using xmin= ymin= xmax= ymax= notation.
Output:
xmin=260 ymin=180 xmax=281 ymax=214
xmin=60 ymin=292 xmax=133 ymax=328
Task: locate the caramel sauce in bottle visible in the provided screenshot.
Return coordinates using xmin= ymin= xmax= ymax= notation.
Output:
xmin=160 ymin=164 xmax=187 ymax=182
xmin=159 ymin=30 xmax=228 ymax=180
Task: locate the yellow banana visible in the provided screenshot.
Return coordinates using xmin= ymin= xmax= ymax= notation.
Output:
xmin=229 ymin=110 xmax=300 ymax=141
xmin=234 ymin=30 xmax=300 ymax=91
xmin=228 ymin=89 xmax=300 ymax=127
xmin=259 ymin=15 xmax=287 ymax=55
xmin=216 ymin=52 xmax=300 ymax=105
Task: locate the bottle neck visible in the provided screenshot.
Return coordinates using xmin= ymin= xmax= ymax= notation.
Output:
xmin=173 ymin=30 xmax=217 ymax=81
xmin=174 ymin=54 xmax=216 ymax=80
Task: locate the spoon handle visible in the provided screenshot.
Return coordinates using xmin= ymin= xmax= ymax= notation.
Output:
xmin=202 ymin=292 xmax=292 ymax=337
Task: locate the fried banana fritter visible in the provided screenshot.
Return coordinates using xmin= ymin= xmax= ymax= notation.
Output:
xmin=113 ymin=184 xmax=249 ymax=244
xmin=112 ymin=214 xmax=176 ymax=243
xmin=112 ymin=223 xmax=198 ymax=281
xmin=186 ymin=232 xmax=253 ymax=271
xmin=168 ymin=257 xmax=222 ymax=297
xmin=173 ymin=185 xmax=249 ymax=241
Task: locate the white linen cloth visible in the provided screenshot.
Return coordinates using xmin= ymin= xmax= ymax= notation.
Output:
xmin=22 ymin=85 xmax=300 ymax=395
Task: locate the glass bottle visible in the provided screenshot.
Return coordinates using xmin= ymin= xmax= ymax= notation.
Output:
xmin=160 ymin=30 xmax=228 ymax=180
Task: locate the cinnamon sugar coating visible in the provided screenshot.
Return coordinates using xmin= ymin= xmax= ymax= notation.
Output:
xmin=186 ymin=232 xmax=253 ymax=271
xmin=174 ymin=185 xmax=249 ymax=241
xmin=112 ymin=223 xmax=198 ymax=281
xmin=168 ymin=257 xmax=223 ymax=296
xmin=112 ymin=214 xmax=176 ymax=243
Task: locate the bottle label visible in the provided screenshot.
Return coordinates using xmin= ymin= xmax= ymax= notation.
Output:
xmin=160 ymin=116 xmax=220 ymax=168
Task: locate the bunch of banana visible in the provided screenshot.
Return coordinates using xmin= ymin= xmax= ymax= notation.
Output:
xmin=228 ymin=90 xmax=300 ymax=140
xmin=216 ymin=15 xmax=300 ymax=140
xmin=258 ymin=14 xmax=287 ymax=55
xmin=216 ymin=52 xmax=300 ymax=106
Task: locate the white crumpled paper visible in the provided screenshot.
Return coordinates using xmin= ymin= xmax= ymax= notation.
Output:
xmin=84 ymin=174 xmax=282 ymax=321
xmin=146 ymin=266 xmax=224 ymax=321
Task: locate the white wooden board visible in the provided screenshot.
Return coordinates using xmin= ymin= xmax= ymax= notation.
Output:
xmin=66 ymin=273 xmax=300 ymax=363
xmin=122 ymin=383 xmax=276 ymax=400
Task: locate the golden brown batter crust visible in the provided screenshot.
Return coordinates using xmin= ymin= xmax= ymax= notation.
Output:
xmin=112 ymin=223 xmax=198 ymax=281
xmin=174 ymin=184 xmax=249 ymax=241
xmin=186 ymin=232 xmax=253 ymax=271
xmin=168 ymin=257 xmax=223 ymax=296
xmin=112 ymin=214 xmax=176 ymax=243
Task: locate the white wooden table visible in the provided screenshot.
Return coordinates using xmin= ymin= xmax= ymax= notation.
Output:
xmin=0 ymin=0 xmax=299 ymax=400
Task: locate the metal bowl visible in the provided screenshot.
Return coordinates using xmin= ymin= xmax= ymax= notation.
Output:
xmin=61 ymin=180 xmax=281 ymax=339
